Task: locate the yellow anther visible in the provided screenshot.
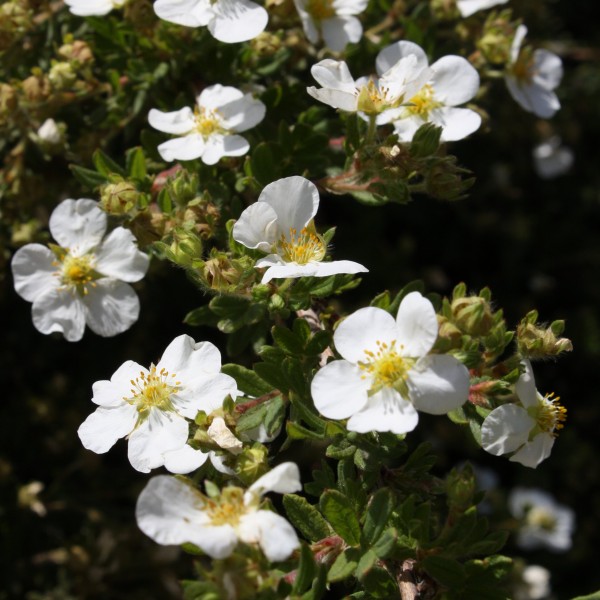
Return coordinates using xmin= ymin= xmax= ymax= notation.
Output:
xmin=405 ymin=84 xmax=442 ymax=119
xmin=277 ymin=227 xmax=326 ymax=265
xmin=305 ymin=0 xmax=335 ymax=20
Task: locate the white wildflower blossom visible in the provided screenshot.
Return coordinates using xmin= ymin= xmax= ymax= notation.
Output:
xmin=65 ymin=0 xmax=125 ymax=16
xmin=311 ymin=292 xmax=470 ymax=434
xmin=148 ymin=85 xmax=265 ymax=165
xmin=533 ymin=136 xmax=574 ymax=179
xmin=293 ymin=0 xmax=368 ymax=52
xmin=505 ymin=25 xmax=563 ymax=119
xmin=509 ymin=487 xmax=575 ymax=552
xmin=514 ymin=565 xmax=552 ymax=600
xmin=153 ymin=0 xmax=268 ymax=43
xmin=36 ymin=119 xmax=62 ymax=145
xmin=11 ymin=199 xmax=149 ymax=342
xmin=456 ymin=0 xmax=508 ymax=18
xmin=481 ymin=360 xmax=566 ymax=468
xmin=78 ymin=334 xmax=238 ymax=474
xmin=136 ymin=462 xmax=302 ymax=561
xmin=232 ymin=176 xmax=368 ymax=284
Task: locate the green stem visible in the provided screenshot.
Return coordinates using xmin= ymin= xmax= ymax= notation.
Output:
xmin=365 ymin=114 xmax=378 ymax=144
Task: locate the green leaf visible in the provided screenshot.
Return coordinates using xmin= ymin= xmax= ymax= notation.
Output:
xmin=263 ymin=394 xmax=286 ymax=437
xmin=286 ymin=421 xmax=325 ymax=440
xmin=181 ymin=581 xmax=221 ymax=600
xmin=409 ymin=123 xmax=442 ymax=158
xmin=327 ymin=548 xmax=359 ymax=582
xmin=254 ymin=361 xmax=289 ymax=391
xmin=423 ymin=556 xmax=466 ymax=588
xmin=92 ymin=148 xmax=126 ymax=177
xmin=251 ymin=142 xmax=279 ymax=185
xmin=221 ymin=364 xmax=272 ymax=396
xmin=355 ymin=549 xmax=377 ymax=580
xmin=156 ymin=187 xmax=172 ymax=213
xmin=272 ymin=325 xmax=305 ymax=355
xmin=292 ymin=543 xmax=317 ymax=595
xmin=209 ymin=295 xmax=250 ymax=318
xmin=570 ymin=593 xmax=600 ymax=600
xmin=372 ymin=528 xmax=398 ymax=558
xmin=305 ymin=330 xmax=331 ymax=356
xmin=320 ymin=489 xmax=361 ymax=546
xmin=283 ymin=494 xmax=331 ymax=542
xmin=362 ymin=488 xmax=395 ymax=546
xmin=183 ymin=306 xmax=219 ymax=327
xmin=70 ymin=164 xmax=108 ymax=189
xmin=126 ymin=147 xmax=147 ymax=179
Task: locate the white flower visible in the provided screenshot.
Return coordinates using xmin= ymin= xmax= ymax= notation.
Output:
xmin=65 ymin=0 xmax=125 ymax=16
xmin=11 ymin=199 xmax=149 ymax=342
xmin=505 ymin=25 xmax=563 ymax=119
xmin=311 ymin=292 xmax=470 ymax=434
xmin=509 ymin=487 xmax=575 ymax=552
xmin=374 ymin=41 xmax=481 ymax=142
xmin=293 ymin=0 xmax=368 ymax=52
xmin=533 ymin=136 xmax=574 ymax=179
xmin=153 ymin=0 xmax=268 ymax=43
xmin=37 ymin=119 xmax=62 ymax=145
xmin=78 ymin=334 xmax=238 ymax=473
xmin=456 ymin=0 xmax=508 ymax=18
xmin=514 ymin=565 xmax=552 ymax=600
xmin=307 ymin=56 xmax=433 ymax=118
xmin=232 ymin=176 xmax=367 ymax=284
xmin=481 ymin=360 xmax=566 ymax=468
xmin=148 ymin=85 xmax=265 ymax=165
xmin=136 ymin=462 xmax=302 ymax=561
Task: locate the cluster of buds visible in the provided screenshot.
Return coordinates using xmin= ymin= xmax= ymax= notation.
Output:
xmin=477 ymin=10 xmax=519 ymax=66
xmin=517 ymin=310 xmax=573 ymax=359
xmin=0 ymin=1 xmax=33 ymax=51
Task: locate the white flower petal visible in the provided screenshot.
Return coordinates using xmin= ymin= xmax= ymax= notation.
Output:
xmin=94 ymin=227 xmax=149 ymax=282
xmin=78 ymin=403 xmax=138 ymax=454
xmin=49 ymin=199 xmax=106 ymax=253
xmin=208 ymin=417 xmax=243 ymax=453
xmin=481 ymin=404 xmax=534 ymax=456
xmin=395 ymin=292 xmax=438 ymax=358
xmin=32 ymin=288 xmax=86 ymax=342
xmin=158 ymin=335 xmax=222 ymax=378
xmin=157 ymin=134 xmax=206 ymax=162
xmin=127 ymin=411 xmax=189 ymax=473
xmin=334 ymin=306 xmax=398 ymax=363
xmin=430 ymin=107 xmax=482 ymax=142
xmin=153 ymin=0 xmax=212 ymax=26
xmin=307 ymin=86 xmax=359 ymax=112
xmin=218 ymin=95 xmax=266 ymax=132
xmin=11 ymin=244 xmax=58 ymax=302
xmin=333 ymin=0 xmax=369 ymax=16
xmin=391 ymin=115 xmax=423 ymax=142
xmin=347 ymin=388 xmax=419 ymax=434
xmin=84 ymin=279 xmax=140 ymax=338
xmin=456 ymin=0 xmax=508 ymax=18
xmin=91 ymin=361 xmax=146 ymax=407
xmin=172 ymin=372 xmax=238 ymax=418
xmin=312 ymin=359 xmax=370 ymax=419
xmin=376 ymin=41 xmax=429 ymax=77
xmin=321 ymin=16 xmax=362 ymax=52
xmin=65 ymin=0 xmax=116 ymax=16
xmin=198 ymin=84 xmax=244 ymax=109
xmin=514 ymin=360 xmax=539 ymax=409
xmin=163 ymin=444 xmax=210 ymax=473
xmin=408 ymin=354 xmax=470 ymax=415
xmin=238 ymin=510 xmax=299 ymax=561
xmin=210 ymin=452 xmax=237 ymax=475
xmin=509 ymin=433 xmax=555 ymax=468
xmin=257 ymin=259 xmax=367 ymax=284
xmin=232 ymin=202 xmax=279 ymax=252
xmin=148 ymin=107 xmax=196 ymax=135
xmin=506 ymin=77 xmax=560 ymax=119
xmin=248 ymin=462 xmax=302 ymax=497
xmin=199 ymin=134 xmax=227 ymax=165
xmin=208 ymin=0 xmax=268 ymax=43
xmin=310 ymin=59 xmax=357 ymax=91
xmin=532 ymin=49 xmax=563 ymax=92
xmin=429 ymin=55 xmax=480 ymax=105
xmin=258 ymin=176 xmax=320 ymax=234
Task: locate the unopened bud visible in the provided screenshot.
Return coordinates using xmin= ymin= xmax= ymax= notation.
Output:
xmin=58 ymin=40 xmax=94 ymax=66
xmin=21 ymin=73 xmax=51 ymax=102
xmin=168 ymin=227 xmax=203 ymax=267
xmin=452 ymin=296 xmax=494 ymax=336
xmin=0 ymin=82 xmax=17 ymax=116
xmin=48 ymin=62 xmax=77 ymax=90
xmin=430 ymin=0 xmax=459 ymax=20
xmin=477 ymin=10 xmax=517 ymax=65
xmin=437 ymin=315 xmax=463 ymax=349
xmin=517 ymin=320 xmax=573 ymax=359
xmin=236 ymin=444 xmax=268 ymax=485
xmin=101 ymin=181 xmax=140 ymax=215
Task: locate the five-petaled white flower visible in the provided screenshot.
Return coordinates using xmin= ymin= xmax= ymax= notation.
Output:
xmin=153 ymin=0 xmax=268 ymax=43
xmin=481 ymin=360 xmax=567 ymax=468
xmin=509 ymin=487 xmax=575 ymax=552
xmin=293 ymin=0 xmax=368 ymax=52
xmin=373 ymin=41 xmax=481 ymax=142
xmin=533 ymin=136 xmax=574 ymax=179
xmin=456 ymin=0 xmax=508 ymax=18
xmin=148 ymin=85 xmax=265 ymax=165
xmin=136 ymin=462 xmax=302 ymax=561
xmin=311 ymin=292 xmax=470 ymax=434
xmin=65 ymin=0 xmax=125 ymax=16
xmin=232 ymin=176 xmax=367 ymax=284
xmin=78 ymin=334 xmax=238 ymax=474
xmin=11 ymin=199 xmax=149 ymax=342
xmin=505 ymin=25 xmax=563 ymax=119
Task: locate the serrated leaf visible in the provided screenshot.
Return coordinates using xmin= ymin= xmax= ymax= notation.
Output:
xmin=283 ymin=494 xmax=331 ymax=542
xmin=320 ymin=489 xmax=361 ymax=546
xmin=222 ymin=364 xmax=272 ymax=396
xmin=362 ymin=488 xmax=395 ymax=546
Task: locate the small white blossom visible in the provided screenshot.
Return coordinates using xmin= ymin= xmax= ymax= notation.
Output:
xmin=153 ymin=0 xmax=268 ymax=43
xmin=374 ymin=41 xmax=481 ymax=141
xmin=505 ymin=25 xmax=563 ymax=119
xmin=533 ymin=136 xmax=574 ymax=179
xmin=37 ymin=119 xmax=62 ymax=145
xmin=311 ymin=292 xmax=470 ymax=434
xmin=232 ymin=176 xmax=367 ymax=284
xmin=514 ymin=565 xmax=552 ymax=600
xmin=481 ymin=360 xmax=566 ymax=468
xmin=509 ymin=487 xmax=575 ymax=552
xmin=65 ymin=0 xmax=125 ymax=16
xmin=78 ymin=334 xmax=238 ymax=473
xmin=148 ymin=85 xmax=265 ymax=165
xmin=456 ymin=0 xmax=508 ymax=18
xmin=11 ymin=199 xmax=149 ymax=342
xmin=136 ymin=462 xmax=302 ymax=561
xmin=293 ymin=0 xmax=368 ymax=52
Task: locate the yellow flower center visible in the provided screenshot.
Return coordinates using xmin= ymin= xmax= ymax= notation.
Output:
xmin=126 ymin=366 xmax=181 ymax=415
xmin=526 ymin=506 xmax=557 ymax=532
xmin=356 ymin=79 xmax=402 ymax=115
xmin=277 ymin=227 xmax=326 ymax=265
xmin=405 ymin=84 xmax=442 ymax=119
xmin=511 ymin=47 xmax=535 ymax=83
xmin=358 ymin=340 xmax=414 ymax=395
xmin=205 ymin=487 xmax=247 ymax=527
xmin=56 ymin=253 xmax=99 ymax=295
xmin=305 ymin=0 xmax=335 ymax=20
xmin=529 ymin=393 xmax=567 ymax=437
xmin=195 ymin=107 xmax=224 ymax=138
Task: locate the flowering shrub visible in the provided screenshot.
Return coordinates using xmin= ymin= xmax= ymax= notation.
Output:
xmin=2 ymin=0 xmax=599 ymax=598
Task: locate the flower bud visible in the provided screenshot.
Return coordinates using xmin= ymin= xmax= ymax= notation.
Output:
xmin=0 ymin=82 xmax=17 ymax=117
xmin=48 ymin=62 xmax=77 ymax=90
xmin=235 ymin=444 xmax=268 ymax=485
xmin=425 ymin=157 xmax=474 ymax=201
xmin=517 ymin=320 xmax=573 ymax=359
xmin=452 ymin=296 xmax=494 ymax=336
xmin=429 ymin=0 xmax=459 ymax=20
xmin=0 ymin=2 xmax=32 ymax=50
xmin=100 ymin=181 xmax=140 ymax=215
xmin=477 ymin=10 xmax=517 ymax=65
xmin=168 ymin=227 xmax=203 ymax=268
xmin=446 ymin=464 xmax=476 ymax=512
xmin=58 ymin=40 xmax=94 ymax=66
xmin=21 ymin=73 xmax=51 ymax=103
xmin=437 ymin=315 xmax=463 ymax=350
